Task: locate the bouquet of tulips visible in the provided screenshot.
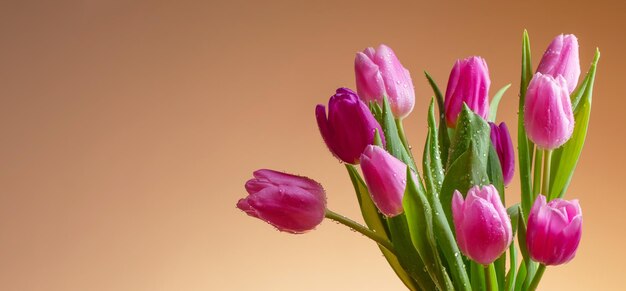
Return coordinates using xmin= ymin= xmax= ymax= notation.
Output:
xmin=236 ymin=31 xmax=600 ymax=291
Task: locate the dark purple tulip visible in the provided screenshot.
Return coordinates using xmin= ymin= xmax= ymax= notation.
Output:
xmin=316 ymin=88 xmax=385 ymax=164
xmin=489 ymin=122 xmax=515 ymax=186
xmin=237 ymin=169 xmax=327 ymax=234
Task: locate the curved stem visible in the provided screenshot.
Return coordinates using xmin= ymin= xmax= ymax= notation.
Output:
xmin=542 ymin=150 xmax=552 ymax=198
xmin=527 ymin=264 xmax=546 ymax=291
xmin=325 ymin=209 xmax=396 ymax=255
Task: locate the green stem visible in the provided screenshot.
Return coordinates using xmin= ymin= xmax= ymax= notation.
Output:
xmin=532 ymin=149 xmax=543 ymax=200
xmin=395 ymin=118 xmax=414 ymax=160
xmin=325 ymin=209 xmax=396 ymax=255
xmin=485 ymin=264 xmax=497 ymax=291
xmin=527 ymin=264 xmax=546 ymax=291
xmin=542 ymin=150 xmax=552 ymax=198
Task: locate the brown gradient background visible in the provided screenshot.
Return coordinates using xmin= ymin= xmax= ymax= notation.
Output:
xmin=1 ymin=0 xmax=624 ymax=290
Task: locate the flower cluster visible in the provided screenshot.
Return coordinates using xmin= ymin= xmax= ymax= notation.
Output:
xmin=237 ymin=32 xmax=599 ymax=291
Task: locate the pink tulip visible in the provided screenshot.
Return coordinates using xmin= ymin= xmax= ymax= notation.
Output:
xmin=452 ymin=185 xmax=512 ymax=265
xmin=316 ymin=88 xmax=385 ymax=164
xmin=444 ymin=56 xmax=491 ymax=127
xmin=537 ymin=34 xmax=581 ymax=94
xmin=527 ymin=195 xmax=582 ymax=265
xmin=524 ymin=73 xmax=574 ymax=149
xmin=360 ymin=145 xmax=411 ymax=217
xmin=355 ymin=44 xmax=415 ymax=119
xmin=237 ymin=169 xmax=327 ymax=234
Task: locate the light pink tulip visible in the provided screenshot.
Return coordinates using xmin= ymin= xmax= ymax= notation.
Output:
xmin=452 ymin=185 xmax=512 ymax=265
xmin=527 ymin=195 xmax=582 ymax=265
xmin=355 ymin=44 xmax=415 ymax=119
xmin=360 ymin=145 xmax=411 ymax=217
xmin=537 ymin=34 xmax=581 ymax=94
xmin=524 ymin=73 xmax=574 ymax=149
xmin=237 ymin=169 xmax=326 ymax=234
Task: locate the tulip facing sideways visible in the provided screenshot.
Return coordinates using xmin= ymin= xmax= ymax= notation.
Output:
xmin=360 ymin=145 xmax=411 ymax=217
xmin=526 ymin=195 xmax=583 ymax=266
xmin=489 ymin=122 xmax=515 ymax=186
xmin=524 ymin=73 xmax=575 ymax=149
xmin=452 ymin=185 xmax=512 ymax=265
xmin=444 ymin=56 xmax=491 ymax=127
xmin=316 ymin=88 xmax=385 ymax=164
xmin=537 ymin=34 xmax=581 ymax=94
xmin=355 ymin=44 xmax=415 ymax=119
xmin=237 ymin=169 xmax=327 ymax=234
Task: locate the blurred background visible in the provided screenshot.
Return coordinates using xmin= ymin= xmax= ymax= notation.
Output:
xmin=1 ymin=0 xmax=624 ymax=290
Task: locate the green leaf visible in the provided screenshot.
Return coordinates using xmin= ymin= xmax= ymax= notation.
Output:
xmin=344 ymin=165 xmax=419 ymax=291
xmin=549 ymin=49 xmax=600 ymax=200
xmin=402 ymin=166 xmax=453 ymax=291
xmin=424 ymin=71 xmax=451 ymax=170
xmin=423 ymin=99 xmax=471 ymax=291
xmin=387 ymin=213 xmax=437 ymax=291
xmin=423 ymin=99 xmax=445 ymax=195
xmin=380 ymin=96 xmax=416 ymax=171
xmin=488 ymin=83 xmax=512 ymax=122
xmin=518 ymin=29 xmax=534 ymax=219
xmin=440 ymin=141 xmax=489 ymax=227
xmin=447 ymin=105 xmax=491 ymax=169
xmin=440 ymin=105 xmax=491 ymax=227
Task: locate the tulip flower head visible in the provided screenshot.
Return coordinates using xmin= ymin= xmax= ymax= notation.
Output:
xmin=524 ymin=73 xmax=574 ymax=149
xmin=537 ymin=34 xmax=581 ymax=94
xmin=316 ymin=88 xmax=385 ymax=164
xmin=444 ymin=56 xmax=491 ymax=127
xmin=355 ymin=44 xmax=415 ymax=119
xmin=452 ymin=185 xmax=512 ymax=265
xmin=360 ymin=145 xmax=411 ymax=217
xmin=527 ymin=195 xmax=582 ymax=265
xmin=237 ymin=169 xmax=327 ymax=234
xmin=489 ymin=122 xmax=515 ymax=186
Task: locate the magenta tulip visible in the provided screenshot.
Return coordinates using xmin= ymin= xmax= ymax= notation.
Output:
xmin=489 ymin=122 xmax=515 ymax=186
xmin=316 ymin=88 xmax=385 ymax=164
xmin=444 ymin=56 xmax=491 ymax=127
xmin=524 ymin=73 xmax=574 ymax=149
xmin=537 ymin=34 xmax=581 ymax=94
xmin=527 ymin=195 xmax=582 ymax=265
xmin=355 ymin=44 xmax=415 ymax=119
xmin=237 ymin=169 xmax=327 ymax=234
xmin=452 ymin=185 xmax=512 ymax=265
xmin=360 ymin=145 xmax=411 ymax=217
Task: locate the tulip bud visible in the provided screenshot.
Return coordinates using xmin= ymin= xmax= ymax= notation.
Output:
xmin=444 ymin=56 xmax=491 ymax=127
xmin=355 ymin=44 xmax=415 ymax=119
xmin=489 ymin=122 xmax=515 ymax=186
xmin=537 ymin=34 xmax=581 ymax=94
xmin=452 ymin=185 xmax=512 ymax=265
xmin=237 ymin=169 xmax=327 ymax=234
xmin=527 ymin=195 xmax=582 ymax=265
xmin=316 ymin=88 xmax=385 ymax=164
xmin=524 ymin=73 xmax=574 ymax=149
xmin=360 ymin=145 xmax=411 ymax=217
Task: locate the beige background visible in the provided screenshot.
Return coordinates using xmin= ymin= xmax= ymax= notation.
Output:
xmin=1 ymin=0 xmax=624 ymax=290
